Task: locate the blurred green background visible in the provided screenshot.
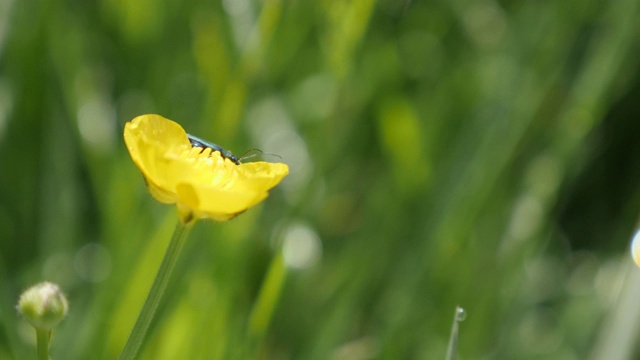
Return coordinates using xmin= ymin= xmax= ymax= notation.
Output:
xmin=2 ymin=0 xmax=640 ymax=359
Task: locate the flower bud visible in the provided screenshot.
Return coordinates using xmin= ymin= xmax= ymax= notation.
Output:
xmin=17 ymin=282 xmax=68 ymax=330
xmin=630 ymin=229 xmax=640 ymax=267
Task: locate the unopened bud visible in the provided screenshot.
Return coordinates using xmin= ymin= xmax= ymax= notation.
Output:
xmin=17 ymin=282 xmax=68 ymax=330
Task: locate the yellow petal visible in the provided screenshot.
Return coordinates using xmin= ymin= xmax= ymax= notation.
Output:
xmin=176 ymin=161 xmax=289 ymax=220
xmin=124 ymin=114 xmax=192 ymax=203
xmin=124 ymin=114 xmax=289 ymax=221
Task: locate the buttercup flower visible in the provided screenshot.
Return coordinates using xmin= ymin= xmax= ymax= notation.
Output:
xmin=124 ymin=114 xmax=289 ymax=222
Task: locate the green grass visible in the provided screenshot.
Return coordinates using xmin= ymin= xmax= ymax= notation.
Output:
xmin=1 ymin=0 xmax=640 ymax=359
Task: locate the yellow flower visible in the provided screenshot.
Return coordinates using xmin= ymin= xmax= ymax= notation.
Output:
xmin=124 ymin=114 xmax=289 ymax=222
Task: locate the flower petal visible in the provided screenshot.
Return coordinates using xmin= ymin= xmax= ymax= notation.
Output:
xmin=176 ymin=183 xmax=266 ymax=221
xmin=124 ymin=114 xmax=192 ymax=203
xmin=124 ymin=114 xmax=289 ymax=221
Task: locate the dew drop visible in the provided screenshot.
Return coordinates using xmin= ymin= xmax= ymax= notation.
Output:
xmin=455 ymin=306 xmax=467 ymax=322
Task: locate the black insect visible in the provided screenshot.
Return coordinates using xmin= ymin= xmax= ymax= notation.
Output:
xmin=187 ymin=134 xmax=240 ymax=165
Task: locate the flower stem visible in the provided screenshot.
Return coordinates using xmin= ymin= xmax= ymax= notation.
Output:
xmin=36 ymin=328 xmax=50 ymax=360
xmin=118 ymin=219 xmax=194 ymax=360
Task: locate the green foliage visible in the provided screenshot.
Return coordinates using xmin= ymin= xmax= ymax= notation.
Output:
xmin=1 ymin=0 xmax=640 ymax=359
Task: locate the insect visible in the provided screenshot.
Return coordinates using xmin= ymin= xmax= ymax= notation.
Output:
xmin=187 ymin=134 xmax=241 ymax=165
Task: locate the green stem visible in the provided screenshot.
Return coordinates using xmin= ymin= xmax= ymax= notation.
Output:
xmin=118 ymin=219 xmax=194 ymax=360
xmin=36 ymin=328 xmax=50 ymax=360
xmin=445 ymin=306 xmax=465 ymax=360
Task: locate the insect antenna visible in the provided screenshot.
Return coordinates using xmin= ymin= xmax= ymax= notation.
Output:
xmin=239 ymin=148 xmax=283 ymax=163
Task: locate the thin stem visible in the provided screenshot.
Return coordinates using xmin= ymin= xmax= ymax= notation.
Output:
xmin=118 ymin=219 xmax=194 ymax=360
xmin=36 ymin=328 xmax=50 ymax=360
xmin=445 ymin=306 xmax=466 ymax=360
